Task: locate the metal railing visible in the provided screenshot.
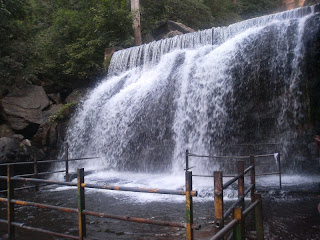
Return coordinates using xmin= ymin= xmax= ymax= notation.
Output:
xmin=0 ymin=165 xmax=199 ymax=240
xmin=186 ymin=148 xmax=282 ymax=240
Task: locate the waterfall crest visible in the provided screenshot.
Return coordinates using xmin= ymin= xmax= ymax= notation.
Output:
xmin=66 ymin=5 xmax=320 ymax=174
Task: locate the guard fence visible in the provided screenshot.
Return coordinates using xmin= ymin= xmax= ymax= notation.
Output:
xmin=0 ymin=144 xmax=282 ymax=240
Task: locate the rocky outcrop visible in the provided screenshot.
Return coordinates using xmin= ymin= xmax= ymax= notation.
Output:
xmin=0 ymin=85 xmax=50 ymax=137
xmin=0 ymin=137 xmax=45 ymax=164
xmin=152 ymin=20 xmax=195 ymax=41
xmin=0 ymin=83 xmax=87 ymax=162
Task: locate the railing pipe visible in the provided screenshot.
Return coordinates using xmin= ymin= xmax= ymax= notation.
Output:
xmin=277 ymin=153 xmax=282 ymax=190
xmin=209 ymin=219 xmax=238 ymax=240
xmin=3 ymin=176 xmax=197 ymax=196
xmin=243 ymin=200 xmax=259 ymax=217
xmin=0 ymin=219 xmax=78 ymax=239
xmin=254 ymin=193 xmax=264 ymax=240
xmin=0 ymin=197 xmax=78 ymax=213
xmin=223 ymin=173 xmax=243 ymax=190
xmin=237 ymin=160 xmax=245 ymax=210
xmin=33 ymin=156 xmax=39 ymax=191
xmin=0 ymin=157 xmax=100 ymax=167
xmin=250 ymin=155 xmax=256 ymax=202
xmin=65 ymin=143 xmax=69 ymax=182
xmin=233 ymin=207 xmax=243 ymax=240
xmin=186 ymin=149 xmax=189 ymax=171
xmin=223 ymin=196 xmax=244 ymax=219
xmin=77 ymin=168 xmax=86 ymax=239
xmin=185 ymin=171 xmax=194 ymax=240
xmin=7 ymin=165 xmax=15 ymax=239
xmin=82 ymin=210 xmax=188 ymax=228
xmin=214 ymin=171 xmax=224 ymax=233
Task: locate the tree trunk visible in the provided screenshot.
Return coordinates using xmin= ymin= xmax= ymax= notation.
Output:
xmin=131 ymin=0 xmax=142 ymax=46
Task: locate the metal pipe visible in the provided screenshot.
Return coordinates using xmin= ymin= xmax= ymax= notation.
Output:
xmin=214 ymin=171 xmax=224 ymax=233
xmin=7 ymin=165 xmax=15 ymax=239
xmin=0 ymin=184 xmax=49 ymax=193
xmin=5 ymin=176 xmax=198 ymax=196
xmin=243 ymin=200 xmax=259 ymax=217
xmin=0 ymin=157 xmax=101 ymax=167
xmin=82 ymin=182 xmax=197 ymax=196
xmin=277 ymin=153 xmax=282 ymax=190
xmin=223 ymin=196 xmax=244 ymax=219
xmin=223 ymin=173 xmax=244 ymax=190
xmin=82 ymin=210 xmax=187 ymax=228
xmin=185 ymin=171 xmax=194 ymax=240
xmin=65 ymin=143 xmax=69 ymax=182
xmin=244 ymin=184 xmax=255 ymax=197
xmin=16 ymin=170 xmax=65 ymax=178
xmin=77 ymin=168 xmax=86 ymax=239
xmin=244 ymin=165 xmax=253 ymax=175
xmin=255 ymin=153 xmax=281 ymax=158
xmin=0 ymin=219 xmax=78 ymax=239
xmin=209 ymin=219 xmax=238 ymax=240
xmin=0 ymin=197 xmax=78 ymax=213
xmin=255 ymin=172 xmax=280 ymax=176
xmin=188 ymin=153 xmax=249 ymax=159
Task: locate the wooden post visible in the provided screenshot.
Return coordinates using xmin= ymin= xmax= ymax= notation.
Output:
xmin=250 ymin=155 xmax=256 ymax=202
xmin=7 ymin=165 xmax=15 ymax=239
xmin=131 ymin=0 xmax=142 ymax=46
xmin=65 ymin=143 xmax=69 ymax=182
xmin=237 ymin=160 xmax=245 ymax=210
xmin=77 ymin=168 xmax=86 ymax=240
xmin=254 ymin=193 xmax=264 ymax=240
xmin=277 ymin=153 xmax=282 ymax=190
xmin=185 ymin=171 xmax=194 ymax=240
xmin=233 ymin=207 xmax=243 ymax=240
xmin=214 ymin=171 xmax=224 ymax=233
xmin=186 ymin=149 xmax=189 ymax=172
xmin=33 ymin=156 xmax=39 ymax=191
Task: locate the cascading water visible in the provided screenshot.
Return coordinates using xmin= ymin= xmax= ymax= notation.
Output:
xmin=65 ymin=5 xmax=320 ymax=178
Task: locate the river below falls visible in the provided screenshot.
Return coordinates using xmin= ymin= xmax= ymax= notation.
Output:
xmin=0 ymin=174 xmax=319 ymax=240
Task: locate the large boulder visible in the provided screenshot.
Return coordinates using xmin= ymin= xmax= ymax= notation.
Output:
xmin=152 ymin=20 xmax=195 ymax=40
xmin=0 ymin=137 xmax=45 ymax=164
xmin=0 ymin=85 xmax=50 ymax=137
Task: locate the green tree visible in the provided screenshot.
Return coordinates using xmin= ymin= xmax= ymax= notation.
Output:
xmin=140 ymin=0 xmax=213 ymax=40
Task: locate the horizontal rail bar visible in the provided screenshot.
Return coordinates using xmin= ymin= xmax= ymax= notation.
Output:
xmin=0 ymin=219 xmax=78 ymax=239
xmin=0 ymin=157 xmax=100 ymax=167
xmin=9 ymin=176 xmax=78 ymax=186
xmin=223 ymin=196 xmax=244 ymax=219
xmin=209 ymin=219 xmax=238 ymax=240
xmin=0 ymin=197 xmax=78 ymax=214
xmin=16 ymin=170 xmax=65 ymax=178
xmin=0 ymin=184 xmax=48 ymax=193
xmin=255 ymin=172 xmax=280 ymax=176
xmin=81 ymin=183 xmax=197 ymax=196
xmin=255 ymin=153 xmax=280 ymax=158
xmin=83 ymin=210 xmax=187 ymax=228
xmin=3 ymin=176 xmax=197 ymax=196
xmin=243 ymin=200 xmax=259 ymax=216
xmin=192 ymin=174 xmax=213 ymax=178
xmin=188 ymin=153 xmax=249 ymax=159
xmin=235 ymin=143 xmax=280 ymax=146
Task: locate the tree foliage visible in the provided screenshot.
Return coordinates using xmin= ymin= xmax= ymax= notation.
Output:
xmin=0 ymin=0 xmax=287 ymax=96
xmin=140 ymin=0 xmax=213 ymax=40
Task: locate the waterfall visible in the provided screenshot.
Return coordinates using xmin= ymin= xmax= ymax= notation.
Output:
xmin=66 ymin=5 xmax=320 ymax=175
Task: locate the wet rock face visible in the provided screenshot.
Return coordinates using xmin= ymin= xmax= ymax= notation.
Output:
xmin=0 ymin=137 xmax=45 ymax=164
xmin=0 ymin=85 xmax=50 ymax=137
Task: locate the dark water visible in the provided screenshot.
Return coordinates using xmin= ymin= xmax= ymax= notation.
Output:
xmin=0 ymin=175 xmax=319 ymax=240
